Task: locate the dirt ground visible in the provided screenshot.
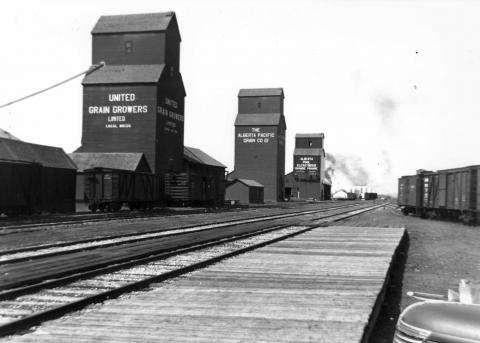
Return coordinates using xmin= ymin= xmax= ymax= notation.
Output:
xmin=332 ymin=203 xmax=480 ymax=343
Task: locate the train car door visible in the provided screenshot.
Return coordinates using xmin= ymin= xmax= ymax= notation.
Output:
xmin=103 ymin=172 xmax=112 ymax=201
xmin=438 ymin=173 xmax=447 ymax=208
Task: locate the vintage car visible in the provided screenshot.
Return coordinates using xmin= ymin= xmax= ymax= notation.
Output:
xmin=394 ymin=292 xmax=480 ymax=342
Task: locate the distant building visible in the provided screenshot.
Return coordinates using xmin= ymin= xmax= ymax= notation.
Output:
xmin=167 ymin=146 xmax=226 ymax=205
xmin=229 ymin=88 xmax=286 ymax=202
xmin=332 ymin=189 xmax=348 ymax=200
xmin=226 ymin=179 xmax=264 ymax=205
xmin=0 ymin=136 xmax=76 ymax=213
xmin=352 ymin=185 xmax=370 ymax=199
xmin=285 ymin=133 xmax=326 ymax=200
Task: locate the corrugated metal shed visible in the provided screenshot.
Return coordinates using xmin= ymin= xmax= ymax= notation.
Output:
xmin=69 ymin=152 xmax=151 ymax=172
xmin=82 ymin=65 xmax=165 ymax=84
xmin=92 ymin=12 xmax=175 ymax=34
xmin=295 ymin=133 xmax=324 ymax=138
xmin=184 ymin=146 xmax=226 ymax=168
xmin=0 ymin=129 xmax=20 ymax=140
xmin=238 ymin=88 xmax=284 ymax=97
xmin=0 ymin=138 xmax=76 ymax=169
xmin=234 ymin=113 xmax=284 ymax=126
xmin=293 ymin=148 xmax=324 ymax=156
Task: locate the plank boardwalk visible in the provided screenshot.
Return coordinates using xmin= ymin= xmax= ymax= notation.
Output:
xmin=6 ymin=226 xmax=405 ymax=343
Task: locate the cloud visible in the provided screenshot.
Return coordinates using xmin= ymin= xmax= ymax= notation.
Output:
xmin=373 ymin=94 xmax=397 ymax=127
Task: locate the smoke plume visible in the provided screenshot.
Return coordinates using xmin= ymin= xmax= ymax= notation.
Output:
xmin=325 ymin=152 xmax=370 ymax=187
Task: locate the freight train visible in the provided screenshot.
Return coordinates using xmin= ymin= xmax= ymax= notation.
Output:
xmin=1 ymin=135 xmax=227 ymax=216
xmin=83 ymin=168 xmax=163 ymax=212
xmin=84 ymin=163 xmax=226 ymax=212
xmin=398 ymin=165 xmax=480 ymax=224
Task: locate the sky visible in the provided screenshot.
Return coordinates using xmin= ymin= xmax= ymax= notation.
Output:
xmin=1 ymin=0 xmax=480 ymax=195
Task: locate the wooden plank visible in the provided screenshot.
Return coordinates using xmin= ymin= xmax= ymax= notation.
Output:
xmin=6 ymin=226 xmax=405 ymax=342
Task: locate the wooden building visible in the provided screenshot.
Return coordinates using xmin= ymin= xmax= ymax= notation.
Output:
xmin=165 ymin=146 xmax=226 ymax=206
xmin=0 ymin=137 xmax=76 ymax=214
xmin=81 ymin=12 xmax=186 ymax=178
xmin=226 ymin=179 xmax=264 ymax=205
xmin=285 ymin=133 xmax=326 ymax=200
xmin=230 ymin=88 xmax=286 ymax=202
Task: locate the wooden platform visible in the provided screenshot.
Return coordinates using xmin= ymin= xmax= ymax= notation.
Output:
xmin=6 ymin=225 xmax=405 ymax=343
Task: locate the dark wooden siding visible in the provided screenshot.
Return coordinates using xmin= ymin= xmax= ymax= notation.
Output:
xmin=397 ymin=175 xmax=419 ymax=207
xmin=166 ymin=161 xmax=225 ymax=205
xmin=40 ymin=168 xmax=76 ymax=212
xmin=0 ymin=161 xmax=41 ymax=214
xmin=75 ymin=173 xmax=85 ymax=201
xmin=234 ymin=125 xmax=283 ymax=201
xmin=277 ymin=125 xmax=286 ymax=200
xmin=238 ymin=96 xmax=283 ymax=114
xmin=82 ymin=85 xmax=158 ymax=173
xmin=165 ymin=25 xmax=180 ymax=72
xmin=249 ymin=186 xmax=264 ymax=204
xmin=156 ymin=81 xmax=185 ymax=175
xmin=291 ymin=180 xmax=323 ymax=200
xmin=92 ymin=33 xmax=166 ymax=65
xmin=285 ymin=172 xmax=323 ymax=200
xmin=294 ymin=155 xmax=321 ymax=181
xmin=0 ymin=162 xmax=76 ymax=214
xmin=226 ymin=182 xmax=249 ymax=204
xmin=295 ymin=136 xmax=323 ymax=148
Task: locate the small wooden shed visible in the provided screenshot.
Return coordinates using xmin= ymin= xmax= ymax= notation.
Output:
xmin=226 ymin=179 xmax=264 ymax=205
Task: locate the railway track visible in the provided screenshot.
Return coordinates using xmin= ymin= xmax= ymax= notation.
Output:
xmin=0 ymin=207 xmax=232 ymax=235
xmin=0 ymin=203 xmax=359 ymax=264
xmin=0 ymin=203 xmax=365 ymax=257
xmin=0 ymin=201 xmax=344 ymax=236
xmin=0 ymin=202 xmax=386 ymax=338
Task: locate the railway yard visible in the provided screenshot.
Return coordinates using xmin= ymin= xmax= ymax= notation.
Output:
xmin=2 ymin=7 xmax=480 ymax=343
xmin=0 ymin=200 xmax=474 ymax=342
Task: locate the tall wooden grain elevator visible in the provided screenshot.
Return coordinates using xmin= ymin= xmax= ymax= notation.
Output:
xmin=80 ymin=12 xmax=186 ymax=177
xmin=231 ymin=88 xmax=286 ymax=202
xmin=285 ymin=133 xmax=326 ymax=200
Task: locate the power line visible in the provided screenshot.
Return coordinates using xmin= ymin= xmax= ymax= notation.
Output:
xmin=0 ymin=62 xmax=105 ymax=110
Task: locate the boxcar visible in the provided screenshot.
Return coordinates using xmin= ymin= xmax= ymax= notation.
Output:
xmin=398 ymin=165 xmax=480 ymax=224
xmin=364 ymin=192 xmax=378 ymax=200
xmin=347 ymin=192 xmax=357 ymax=200
xmin=165 ymin=146 xmax=227 ymax=206
xmin=165 ymin=171 xmax=225 ymax=206
xmin=84 ymin=167 xmax=163 ymax=211
xmin=398 ymin=174 xmax=422 ymax=215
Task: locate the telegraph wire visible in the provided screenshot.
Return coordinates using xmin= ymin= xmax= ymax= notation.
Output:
xmin=0 ymin=62 xmax=105 ymax=110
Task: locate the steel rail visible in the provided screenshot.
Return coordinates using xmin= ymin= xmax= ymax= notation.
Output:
xmin=0 ymin=204 xmax=375 ymax=291
xmin=0 ymin=203 xmax=361 ymax=262
xmin=0 ymin=203 xmax=386 ymax=338
xmin=0 ymin=208 xmax=221 ymax=233
xmin=0 ymin=201 xmax=347 ymax=232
